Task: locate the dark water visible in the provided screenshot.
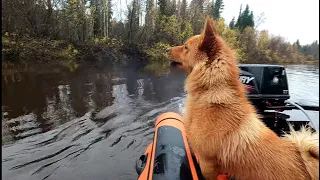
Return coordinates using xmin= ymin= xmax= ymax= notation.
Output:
xmin=2 ymin=63 xmax=319 ymax=180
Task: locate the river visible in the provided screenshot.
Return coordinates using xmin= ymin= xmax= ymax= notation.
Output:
xmin=2 ymin=62 xmax=319 ymax=180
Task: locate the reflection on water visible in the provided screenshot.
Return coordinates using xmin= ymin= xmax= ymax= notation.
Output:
xmin=2 ymin=63 xmax=186 ymax=144
xmin=2 ymin=63 xmax=319 ymax=180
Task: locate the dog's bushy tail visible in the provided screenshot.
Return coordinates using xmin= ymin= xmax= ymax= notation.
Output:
xmin=283 ymin=125 xmax=319 ymax=180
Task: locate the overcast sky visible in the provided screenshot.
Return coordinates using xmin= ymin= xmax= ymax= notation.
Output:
xmin=115 ymin=0 xmax=319 ymax=45
xmin=221 ymin=0 xmax=319 ymax=45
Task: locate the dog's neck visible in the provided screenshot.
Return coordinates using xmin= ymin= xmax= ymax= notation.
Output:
xmin=186 ymin=84 xmax=240 ymax=105
xmin=185 ymin=63 xmax=247 ymax=105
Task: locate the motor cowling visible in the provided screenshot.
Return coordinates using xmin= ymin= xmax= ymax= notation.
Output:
xmin=238 ymin=64 xmax=290 ymax=111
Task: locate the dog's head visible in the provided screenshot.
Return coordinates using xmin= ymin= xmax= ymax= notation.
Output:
xmin=167 ymin=16 xmax=241 ymax=97
xmin=167 ymin=16 xmax=236 ymax=75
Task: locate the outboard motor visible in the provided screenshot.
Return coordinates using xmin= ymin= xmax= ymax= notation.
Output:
xmin=238 ymin=64 xmax=318 ymax=133
xmin=238 ymin=64 xmax=290 ymax=112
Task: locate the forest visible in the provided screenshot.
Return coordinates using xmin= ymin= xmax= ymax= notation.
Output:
xmin=2 ymin=0 xmax=319 ymax=69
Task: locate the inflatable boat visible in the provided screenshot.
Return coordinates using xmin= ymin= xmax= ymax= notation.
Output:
xmin=136 ymin=64 xmax=319 ymax=180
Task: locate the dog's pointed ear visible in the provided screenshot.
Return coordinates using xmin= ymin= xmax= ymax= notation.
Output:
xmin=199 ymin=17 xmax=218 ymax=57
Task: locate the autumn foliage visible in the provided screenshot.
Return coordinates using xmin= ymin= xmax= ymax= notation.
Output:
xmin=2 ymin=0 xmax=319 ymax=65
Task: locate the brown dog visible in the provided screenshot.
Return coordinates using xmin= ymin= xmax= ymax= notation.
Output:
xmin=167 ymin=16 xmax=319 ymax=180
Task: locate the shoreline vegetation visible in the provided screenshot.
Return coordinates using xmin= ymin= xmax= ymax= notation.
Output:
xmin=2 ymin=0 xmax=319 ymax=75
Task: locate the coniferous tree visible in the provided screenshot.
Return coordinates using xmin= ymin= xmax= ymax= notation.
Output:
xmin=229 ymin=16 xmax=235 ymax=29
xmin=235 ymin=4 xmax=254 ymax=32
xmin=212 ymin=0 xmax=224 ymax=20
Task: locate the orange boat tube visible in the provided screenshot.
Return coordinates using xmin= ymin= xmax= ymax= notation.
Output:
xmin=135 ymin=112 xmax=201 ymax=180
xmin=136 ymin=112 xmax=229 ymax=180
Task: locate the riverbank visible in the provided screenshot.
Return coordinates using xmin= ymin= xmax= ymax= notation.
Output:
xmin=2 ymin=35 xmax=319 ymax=76
xmin=2 ymin=35 xmax=175 ymax=76
xmin=2 ymin=35 xmax=150 ymax=72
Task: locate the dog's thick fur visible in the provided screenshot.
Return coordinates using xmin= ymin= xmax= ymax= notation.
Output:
xmin=167 ymin=17 xmax=319 ymax=180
